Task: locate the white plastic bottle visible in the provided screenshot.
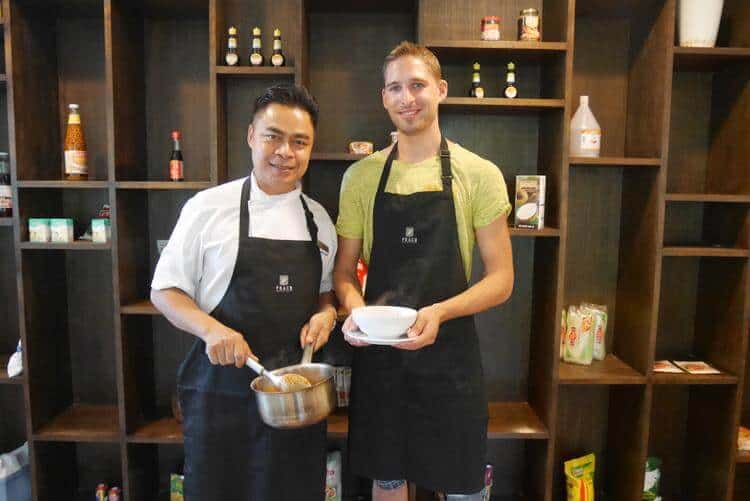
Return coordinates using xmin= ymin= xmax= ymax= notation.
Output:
xmin=570 ymin=95 xmax=601 ymax=158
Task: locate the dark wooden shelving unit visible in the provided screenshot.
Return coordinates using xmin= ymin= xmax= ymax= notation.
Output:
xmin=1 ymin=0 xmax=749 ymax=500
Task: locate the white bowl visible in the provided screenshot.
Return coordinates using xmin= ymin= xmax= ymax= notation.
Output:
xmin=351 ymin=306 xmax=417 ymax=339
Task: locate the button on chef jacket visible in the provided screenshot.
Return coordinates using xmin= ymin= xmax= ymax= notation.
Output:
xmin=151 ymin=174 xmax=337 ymax=310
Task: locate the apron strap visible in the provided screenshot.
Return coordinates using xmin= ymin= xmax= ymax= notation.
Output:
xmin=298 ymin=194 xmax=319 ymax=246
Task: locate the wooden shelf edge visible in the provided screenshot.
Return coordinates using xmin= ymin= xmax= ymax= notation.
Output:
xmin=673 ymin=46 xmax=750 ymax=56
xmin=120 ymin=300 xmax=160 ymax=315
xmin=17 ymin=180 xmax=109 ymax=189
xmin=665 ymin=193 xmax=750 ymax=203
xmin=115 ymin=181 xmax=213 ymax=190
xmin=33 ymin=404 xmax=120 ymax=443
xmin=738 ymin=451 xmax=750 ymax=464
xmin=650 ymin=373 xmax=738 ymax=386
xmin=425 ymin=40 xmax=568 ymax=52
xmin=558 ymin=354 xmax=646 ymax=385
xmin=569 ymin=156 xmax=661 ymax=167
xmin=662 ymin=246 xmax=750 ymax=258
xmin=19 ymin=241 xmax=112 ymax=251
xmin=215 ymin=66 xmax=296 ymax=76
xmin=509 ymin=227 xmax=560 ymax=238
xmin=441 ymin=97 xmax=564 ymax=110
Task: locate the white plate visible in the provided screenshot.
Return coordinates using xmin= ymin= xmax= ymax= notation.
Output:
xmin=345 ymin=329 xmax=411 ymax=346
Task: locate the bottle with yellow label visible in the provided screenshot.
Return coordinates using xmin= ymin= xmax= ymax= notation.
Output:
xmin=250 ymin=27 xmax=264 ymax=66
xmin=504 ymin=62 xmax=518 ymax=99
xmin=271 ymin=28 xmax=285 ymax=67
xmin=469 ymin=61 xmax=484 ymax=98
xmin=64 ymin=104 xmax=88 ymax=180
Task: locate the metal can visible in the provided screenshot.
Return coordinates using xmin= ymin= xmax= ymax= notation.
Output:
xmin=481 ymin=16 xmax=500 ymax=41
xmin=518 ymin=8 xmax=541 ymax=41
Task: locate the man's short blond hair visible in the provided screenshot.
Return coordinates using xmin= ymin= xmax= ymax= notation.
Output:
xmin=382 ymin=41 xmax=442 ymax=83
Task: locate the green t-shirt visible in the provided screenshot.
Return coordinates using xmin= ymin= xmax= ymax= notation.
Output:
xmin=336 ymin=141 xmax=511 ymax=279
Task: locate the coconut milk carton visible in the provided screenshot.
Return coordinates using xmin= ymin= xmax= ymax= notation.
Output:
xmin=514 ymin=175 xmax=546 ymax=230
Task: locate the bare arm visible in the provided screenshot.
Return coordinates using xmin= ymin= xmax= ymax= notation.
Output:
xmin=402 ymin=215 xmax=514 ymax=349
xmin=299 ymin=291 xmax=339 ymax=351
xmin=333 ymin=236 xmax=367 ymax=313
xmin=151 ymin=287 xmax=254 ymax=367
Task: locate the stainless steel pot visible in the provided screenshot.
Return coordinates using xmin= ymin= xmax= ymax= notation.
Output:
xmin=250 ymin=362 xmax=336 ymax=429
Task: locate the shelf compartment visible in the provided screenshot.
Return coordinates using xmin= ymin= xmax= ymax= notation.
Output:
xmin=569 ymin=157 xmax=661 ymax=167
xmin=554 ymin=385 xmax=649 ymax=500
xmin=440 ymin=97 xmax=565 ymax=112
xmin=125 ymin=442 xmax=184 ymax=501
xmin=648 ymin=385 xmax=737 ymax=500
xmin=663 ymin=200 xmax=749 ymax=251
xmin=673 ymin=46 xmax=750 ymax=72
xmin=558 ymin=354 xmax=646 ymax=385
xmin=0 ymin=385 xmax=27 ymax=453
xmin=656 ymin=257 xmax=748 ymax=380
xmin=33 ymin=404 xmax=119 ymax=443
xmin=0 ymin=354 xmax=23 ymax=385
xmin=115 ymin=181 xmax=213 ymax=190
xmin=214 ymin=65 xmax=295 ymax=77
xmin=33 ymin=441 xmax=123 ymax=501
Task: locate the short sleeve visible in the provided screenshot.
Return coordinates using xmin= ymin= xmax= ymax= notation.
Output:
xmin=473 ymin=162 xmax=512 ymax=228
xmin=335 ymin=165 xmax=365 ymax=239
xmin=151 ymin=196 xmax=205 ymax=299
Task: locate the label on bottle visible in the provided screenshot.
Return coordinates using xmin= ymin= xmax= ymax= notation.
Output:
xmin=474 ymin=87 xmax=484 ymax=98
xmin=271 ymin=54 xmax=284 ymax=66
xmin=250 ymin=53 xmax=263 ymax=66
xmin=507 ymin=72 xmax=516 ymax=84
xmin=472 ymin=73 xmax=480 ymax=83
xmin=64 ymin=150 xmax=88 ymax=175
xmin=226 ymin=53 xmax=239 ymax=66
xmin=228 ymin=38 xmax=237 ymax=49
xmin=252 ymin=38 xmax=261 ymax=49
xmin=0 ymin=185 xmax=11 ymax=209
xmin=580 ymin=128 xmax=601 ymax=151
xmin=68 ymin=113 xmax=81 ymax=125
xmin=170 ymin=160 xmax=184 ymax=181
xmin=505 ymin=86 xmax=517 ymax=98
xmin=273 ymin=39 xmax=282 ymax=50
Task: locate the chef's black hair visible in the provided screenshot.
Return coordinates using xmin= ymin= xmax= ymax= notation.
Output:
xmin=252 ymin=84 xmax=319 ymax=128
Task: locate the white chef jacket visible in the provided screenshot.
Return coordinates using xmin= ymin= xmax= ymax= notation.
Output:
xmin=151 ymin=174 xmax=337 ymax=313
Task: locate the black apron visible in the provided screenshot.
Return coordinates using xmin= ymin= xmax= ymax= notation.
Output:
xmin=348 ymin=138 xmax=488 ymax=494
xmin=177 ymin=177 xmax=327 ymax=500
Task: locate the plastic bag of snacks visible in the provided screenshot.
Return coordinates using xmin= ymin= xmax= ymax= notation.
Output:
xmin=642 ymin=457 xmax=661 ymax=500
xmin=739 ymin=426 xmax=750 ymax=451
xmin=170 ymin=474 xmax=184 ymax=501
xmin=325 ymin=451 xmax=342 ymax=500
xmin=560 ymin=308 xmax=567 ymax=360
xmin=564 ymin=306 xmax=593 ymax=365
xmin=565 ymin=453 xmax=595 ymax=501
xmin=581 ymin=303 xmax=608 ymax=361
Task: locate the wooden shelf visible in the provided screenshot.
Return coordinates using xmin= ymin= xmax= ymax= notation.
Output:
xmin=662 ymin=246 xmax=750 ymax=258
xmin=425 ymin=40 xmax=567 ymax=61
xmin=329 ymin=402 xmax=548 ymax=440
xmin=0 ymin=217 xmax=12 ymax=226
xmin=665 ymin=193 xmax=750 ymax=203
xmin=569 ymin=156 xmax=661 ymax=167
xmin=673 ymin=46 xmax=750 ymax=71
xmin=558 ymin=354 xmax=646 ymax=385
xmin=440 ymin=97 xmax=565 ymax=113
xmin=115 ymin=181 xmax=213 ymax=190
xmin=128 ymin=417 xmax=183 ymax=444
xmin=17 ymin=180 xmax=108 ymax=189
xmin=509 ymin=227 xmax=560 ymax=237
xmin=311 ymin=153 xmax=367 ymax=161
xmin=34 ymin=404 xmax=120 ymax=442
xmin=651 ymin=372 xmax=738 ymax=385
xmin=738 ymin=451 xmax=750 ymax=464
xmin=0 ymin=354 xmax=24 ymax=385
xmin=19 ymin=241 xmax=112 ymax=251
xmin=121 ymin=300 xmax=160 ymax=315
xmin=215 ymin=66 xmax=295 ymax=77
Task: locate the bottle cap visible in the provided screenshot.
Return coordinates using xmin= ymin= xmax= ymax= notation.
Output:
xmin=507 ymin=62 xmax=515 ymax=70
xmin=580 ymin=95 xmax=589 ymax=104
xmin=228 ymin=26 xmax=237 ymax=35
xmin=69 ymin=104 xmax=80 ymax=110
xmin=473 ymin=61 xmax=480 ymax=70
xmin=274 ymin=28 xmax=281 ymax=37
xmin=171 ymin=130 xmax=181 ymax=140
xmin=252 ymin=26 xmax=261 ymax=36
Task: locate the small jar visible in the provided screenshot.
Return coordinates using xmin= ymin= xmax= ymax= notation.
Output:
xmin=481 ymin=16 xmax=501 ymax=41
xmin=518 ymin=8 xmax=541 ymax=41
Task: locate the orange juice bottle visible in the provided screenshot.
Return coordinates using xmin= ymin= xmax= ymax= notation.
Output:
xmin=64 ymin=104 xmax=88 ymax=180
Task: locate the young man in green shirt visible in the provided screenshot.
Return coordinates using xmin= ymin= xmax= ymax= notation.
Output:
xmin=334 ymin=42 xmax=515 ymax=500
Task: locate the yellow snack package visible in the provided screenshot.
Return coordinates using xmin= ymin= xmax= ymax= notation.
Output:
xmin=565 ymin=453 xmax=595 ymax=501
